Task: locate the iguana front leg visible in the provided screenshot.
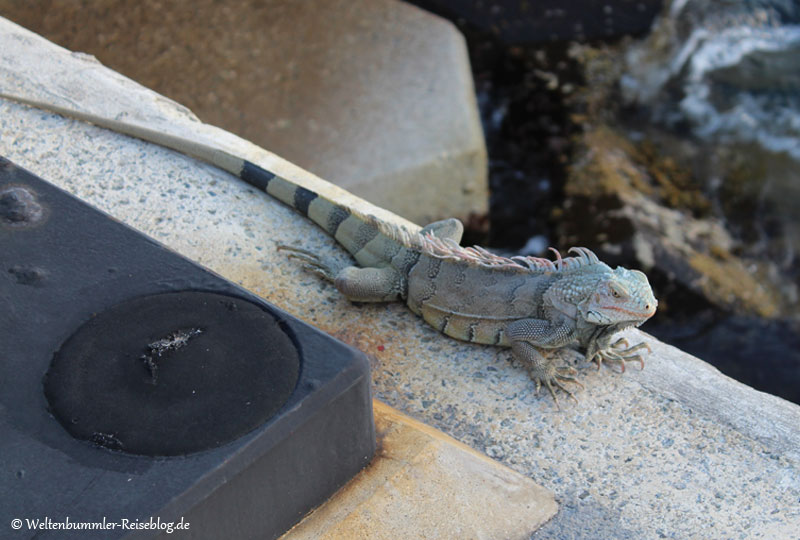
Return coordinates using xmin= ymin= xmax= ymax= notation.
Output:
xmin=277 ymin=245 xmax=403 ymax=302
xmin=585 ymin=329 xmax=651 ymax=373
xmin=506 ymin=318 xmax=584 ymax=408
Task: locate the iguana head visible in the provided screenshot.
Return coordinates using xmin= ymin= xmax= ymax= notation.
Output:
xmin=580 ymin=267 xmax=657 ymax=326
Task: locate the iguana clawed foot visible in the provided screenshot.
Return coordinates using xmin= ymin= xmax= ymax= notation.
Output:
xmin=276 ymin=244 xmax=339 ymax=282
xmin=528 ymin=363 xmax=584 ymax=410
xmin=592 ymin=338 xmax=650 ymax=373
xmin=512 ymin=340 xmax=586 ymax=409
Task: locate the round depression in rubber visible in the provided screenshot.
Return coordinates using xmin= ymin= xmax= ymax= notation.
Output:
xmin=44 ymin=291 xmax=301 ymax=456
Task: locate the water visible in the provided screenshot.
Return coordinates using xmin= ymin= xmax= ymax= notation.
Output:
xmin=622 ymin=0 xmax=800 ymax=269
xmin=619 ymin=2 xmax=800 ymax=404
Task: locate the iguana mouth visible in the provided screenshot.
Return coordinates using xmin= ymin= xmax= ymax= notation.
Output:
xmin=604 ymin=305 xmax=656 ymax=318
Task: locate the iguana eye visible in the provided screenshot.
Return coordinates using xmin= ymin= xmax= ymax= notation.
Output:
xmin=609 ymin=283 xmax=627 ymax=299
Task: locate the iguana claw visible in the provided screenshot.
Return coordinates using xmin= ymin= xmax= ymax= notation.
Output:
xmin=530 ymin=365 xmax=584 ymax=410
xmin=512 ymin=341 xmax=586 ymax=410
xmin=276 ymin=244 xmax=338 ymax=282
xmin=592 ymin=339 xmax=650 ymax=372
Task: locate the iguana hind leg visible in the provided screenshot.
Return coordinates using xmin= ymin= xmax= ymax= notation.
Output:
xmin=277 ymin=244 xmax=402 ymax=302
xmin=420 ymin=218 xmax=463 ymax=242
xmin=277 ymin=245 xmax=342 ymax=281
xmin=333 ymin=265 xmax=403 ymax=302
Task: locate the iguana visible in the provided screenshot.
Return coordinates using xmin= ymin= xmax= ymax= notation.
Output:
xmin=0 ymin=93 xmax=657 ymax=407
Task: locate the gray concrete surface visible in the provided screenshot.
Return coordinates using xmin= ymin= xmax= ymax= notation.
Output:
xmin=2 ymin=17 xmax=800 ymax=539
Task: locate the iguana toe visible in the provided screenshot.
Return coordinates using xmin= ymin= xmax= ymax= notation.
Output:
xmin=593 ymin=341 xmax=650 ymax=372
xmin=530 ymin=364 xmax=584 ymax=410
xmin=277 ymin=244 xmax=339 ymax=282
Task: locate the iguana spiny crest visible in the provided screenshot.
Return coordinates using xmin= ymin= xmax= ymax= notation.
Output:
xmin=0 ymin=92 xmax=658 ymax=409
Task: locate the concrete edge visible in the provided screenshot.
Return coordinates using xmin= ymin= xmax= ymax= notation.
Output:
xmin=630 ymin=328 xmax=800 ymax=463
xmin=280 ymin=399 xmax=558 ymax=539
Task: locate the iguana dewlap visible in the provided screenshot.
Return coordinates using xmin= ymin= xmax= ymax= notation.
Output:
xmin=1 ymin=93 xmax=658 ymax=407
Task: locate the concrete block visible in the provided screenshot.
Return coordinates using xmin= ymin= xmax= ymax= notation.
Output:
xmin=281 ymin=401 xmax=557 ymax=540
xmin=0 ymin=0 xmax=488 ymax=226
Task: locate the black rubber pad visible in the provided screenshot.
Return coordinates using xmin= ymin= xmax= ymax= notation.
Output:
xmin=44 ymin=291 xmax=300 ymax=456
xmin=1 ymin=155 xmax=374 ymax=539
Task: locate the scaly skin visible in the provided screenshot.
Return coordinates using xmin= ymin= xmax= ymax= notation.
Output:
xmin=1 ymin=92 xmax=658 ymax=408
xmin=279 ymin=217 xmax=657 ymax=408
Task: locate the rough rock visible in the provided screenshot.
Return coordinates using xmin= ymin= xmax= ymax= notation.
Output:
xmin=562 ymin=125 xmax=787 ymax=318
xmin=616 ymin=0 xmax=800 ymax=307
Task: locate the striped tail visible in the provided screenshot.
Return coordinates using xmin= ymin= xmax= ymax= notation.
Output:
xmin=238 ymin=161 xmax=427 ymax=278
xmin=239 ymin=160 xmax=375 ymax=256
xmin=0 ymin=92 xmax=399 ymax=260
xmin=237 ymin=162 xmax=425 ymax=273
